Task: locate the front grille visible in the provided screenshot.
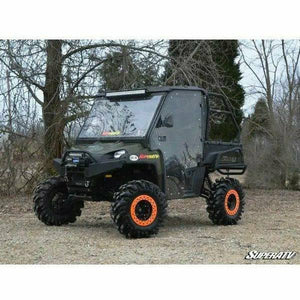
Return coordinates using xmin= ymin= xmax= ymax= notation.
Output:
xmin=65 ymin=166 xmax=85 ymax=185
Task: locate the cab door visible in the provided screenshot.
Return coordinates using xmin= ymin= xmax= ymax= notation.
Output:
xmin=150 ymin=90 xmax=205 ymax=199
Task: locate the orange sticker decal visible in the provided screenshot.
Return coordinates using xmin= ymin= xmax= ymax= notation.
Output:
xmin=102 ymin=131 xmax=121 ymax=136
xmin=139 ymin=154 xmax=159 ymax=159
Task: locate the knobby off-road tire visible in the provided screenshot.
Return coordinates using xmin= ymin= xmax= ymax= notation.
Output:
xmin=206 ymin=177 xmax=245 ymax=225
xmin=33 ymin=176 xmax=84 ymax=226
xmin=111 ymin=180 xmax=167 ymax=238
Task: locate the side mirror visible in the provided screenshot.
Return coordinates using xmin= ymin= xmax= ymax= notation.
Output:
xmin=162 ymin=115 xmax=173 ymax=128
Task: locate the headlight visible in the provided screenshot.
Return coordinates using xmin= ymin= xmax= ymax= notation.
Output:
xmin=114 ymin=150 xmax=126 ymax=159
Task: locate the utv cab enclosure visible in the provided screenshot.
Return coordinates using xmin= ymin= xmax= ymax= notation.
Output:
xmin=33 ymin=86 xmax=246 ymax=238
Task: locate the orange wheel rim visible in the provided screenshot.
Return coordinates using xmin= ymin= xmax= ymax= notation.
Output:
xmin=224 ymin=189 xmax=240 ymax=216
xmin=130 ymin=195 xmax=158 ymax=226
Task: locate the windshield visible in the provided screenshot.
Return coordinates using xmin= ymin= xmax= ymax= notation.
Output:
xmin=78 ymin=94 xmax=162 ymax=138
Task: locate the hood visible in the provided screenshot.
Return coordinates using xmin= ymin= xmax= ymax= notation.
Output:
xmin=71 ymin=141 xmax=145 ymax=156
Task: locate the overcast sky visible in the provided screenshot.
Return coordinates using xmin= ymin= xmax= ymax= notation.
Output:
xmin=240 ymin=60 xmax=258 ymax=116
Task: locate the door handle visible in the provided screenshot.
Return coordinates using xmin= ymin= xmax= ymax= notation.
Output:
xmin=158 ymin=136 xmax=166 ymax=142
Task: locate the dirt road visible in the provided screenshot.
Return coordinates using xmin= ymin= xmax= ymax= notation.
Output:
xmin=0 ymin=189 xmax=299 ymax=264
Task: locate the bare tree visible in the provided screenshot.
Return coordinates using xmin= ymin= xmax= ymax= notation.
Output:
xmin=0 ymin=39 xmax=167 ymax=173
xmin=240 ymin=40 xmax=300 ymax=189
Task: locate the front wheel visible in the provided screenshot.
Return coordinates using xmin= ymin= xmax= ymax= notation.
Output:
xmin=111 ymin=180 xmax=168 ymax=238
xmin=33 ymin=176 xmax=84 ymax=226
xmin=206 ymin=177 xmax=245 ymax=225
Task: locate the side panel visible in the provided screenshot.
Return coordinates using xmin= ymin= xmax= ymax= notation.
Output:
xmin=149 ymin=90 xmax=206 ymax=199
xmin=203 ymin=142 xmax=246 ymax=174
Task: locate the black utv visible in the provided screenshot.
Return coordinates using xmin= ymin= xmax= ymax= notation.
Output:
xmin=33 ymin=87 xmax=246 ymax=238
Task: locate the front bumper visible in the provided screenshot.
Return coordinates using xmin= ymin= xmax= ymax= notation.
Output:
xmin=54 ymin=150 xmax=125 ymax=178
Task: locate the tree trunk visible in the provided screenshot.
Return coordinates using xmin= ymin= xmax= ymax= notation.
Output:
xmin=43 ymin=40 xmax=63 ymax=173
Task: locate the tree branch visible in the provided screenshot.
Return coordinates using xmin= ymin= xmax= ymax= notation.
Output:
xmin=62 ymin=42 xmax=168 ymax=62
xmin=64 ymin=111 xmax=89 ymax=124
xmin=5 ymin=40 xmax=45 ymax=91
xmin=68 ymin=59 xmax=107 ymax=96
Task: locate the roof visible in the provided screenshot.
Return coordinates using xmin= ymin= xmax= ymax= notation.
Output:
xmin=146 ymin=86 xmax=207 ymax=94
xmin=97 ymin=86 xmax=207 ymax=97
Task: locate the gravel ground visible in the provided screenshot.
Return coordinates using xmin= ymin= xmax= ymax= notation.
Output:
xmin=0 ymin=189 xmax=299 ymax=264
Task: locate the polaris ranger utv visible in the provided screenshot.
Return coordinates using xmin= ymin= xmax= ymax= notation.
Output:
xmin=33 ymin=87 xmax=246 ymax=238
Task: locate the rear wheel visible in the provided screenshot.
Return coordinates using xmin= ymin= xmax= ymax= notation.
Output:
xmin=33 ymin=176 xmax=84 ymax=226
xmin=206 ymin=177 xmax=245 ymax=225
xmin=111 ymin=180 xmax=167 ymax=238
